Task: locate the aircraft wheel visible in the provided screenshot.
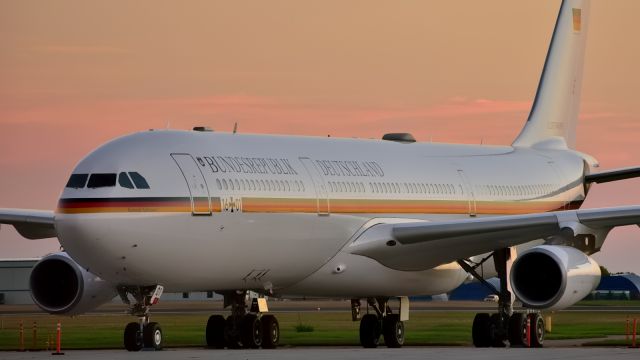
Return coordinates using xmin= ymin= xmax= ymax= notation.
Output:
xmin=382 ymin=314 xmax=404 ymax=348
xmin=528 ymin=313 xmax=545 ymax=348
xmin=489 ymin=314 xmax=506 ymax=347
xmin=359 ymin=314 xmax=381 ymax=348
xmin=124 ymin=322 xmax=143 ymax=352
xmin=206 ymin=315 xmax=226 ymax=349
xmin=224 ymin=316 xmax=242 ymax=349
xmin=143 ymin=322 xmax=163 ymax=350
xmin=241 ymin=314 xmax=262 ymax=349
xmin=508 ymin=313 xmax=526 ymax=347
xmin=472 ymin=313 xmax=492 ymax=347
xmin=261 ymin=315 xmax=280 ymax=349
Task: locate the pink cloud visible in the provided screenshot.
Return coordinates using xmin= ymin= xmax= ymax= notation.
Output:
xmin=32 ymin=45 xmax=131 ymax=55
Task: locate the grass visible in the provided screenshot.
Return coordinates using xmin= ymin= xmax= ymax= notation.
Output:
xmin=575 ymin=300 xmax=640 ymax=307
xmin=0 ymin=309 xmax=638 ymax=350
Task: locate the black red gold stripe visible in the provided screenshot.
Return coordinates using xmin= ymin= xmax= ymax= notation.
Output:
xmin=56 ymin=197 xmax=583 ymax=215
xmin=57 ymin=197 xmax=221 ymax=214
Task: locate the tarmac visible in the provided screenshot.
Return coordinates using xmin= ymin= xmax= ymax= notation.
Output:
xmin=1 ymin=347 xmax=639 ymax=360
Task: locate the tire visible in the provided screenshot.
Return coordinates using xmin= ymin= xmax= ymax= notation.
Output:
xmin=143 ymin=322 xmax=163 ymax=350
xmin=359 ymin=314 xmax=381 ymax=348
xmin=529 ymin=313 xmax=545 ymax=348
xmin=124 ymin=322 xmax=143 ymax=352
xmin=206 ymin=315 xmax=226 ymax=349
xmin=241 ymin=314 xmax=262 ymax=349
xmin=224 ymin=316 xmax=242 ymax=349
xmin=382 ymin=314 xmax=404 ymax=348
xmin=489 ymin=314 xmax=506 ymax=348
xmin=472 ymin=313 xmax=492 ymax=348
xmin=508 ymin=313 xmax=526 ymax=347
xmin=261 ymin=315 xmax=280 ymax=349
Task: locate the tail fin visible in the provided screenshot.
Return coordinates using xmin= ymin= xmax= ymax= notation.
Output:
xmin=512 ymin=0 xmax=590 ymax=149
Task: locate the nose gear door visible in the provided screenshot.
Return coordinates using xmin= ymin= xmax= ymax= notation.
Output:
xmin=171 ymin=153 xmax=212 ymax=215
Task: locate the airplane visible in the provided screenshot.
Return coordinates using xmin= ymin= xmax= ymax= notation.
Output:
xmin=1 ymin=0 xmax=640 ymax=351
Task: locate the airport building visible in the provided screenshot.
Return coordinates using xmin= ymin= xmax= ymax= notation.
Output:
xmin=0 ymin=259 xmax=36 ymax=305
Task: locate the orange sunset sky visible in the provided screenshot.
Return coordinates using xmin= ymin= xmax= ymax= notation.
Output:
xmin=1 ymin=1 xmax=639 ymax=273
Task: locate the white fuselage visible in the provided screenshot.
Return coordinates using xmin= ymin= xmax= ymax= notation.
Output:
xmin=54 ymin=130 xmax=591 ymax=297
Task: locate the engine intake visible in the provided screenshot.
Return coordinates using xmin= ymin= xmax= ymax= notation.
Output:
xmin=30 ymin=252 xmax=115 ymax=315
xmin=510 ymin=245 xmax=601 ymax=311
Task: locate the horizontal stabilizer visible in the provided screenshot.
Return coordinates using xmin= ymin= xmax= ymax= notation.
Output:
xmin=0 ymin=209 xmax=56 ymax=239
xmin=584 ymin=166 xmax=640 ymax=184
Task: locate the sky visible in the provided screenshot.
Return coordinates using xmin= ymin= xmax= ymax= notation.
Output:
xmin=1 ymin=1 xmax=639 ymax=273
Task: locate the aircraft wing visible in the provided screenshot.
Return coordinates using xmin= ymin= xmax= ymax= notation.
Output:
xmin=348 ymin=205 xmax=640 ymax=271
xmin=0 ymin=209 xmax=57 ymax=239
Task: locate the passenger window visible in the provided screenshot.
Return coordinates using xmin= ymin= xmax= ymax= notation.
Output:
xmin=118 ymin=172 xmax=135 ymax=189
xmin=66 ymin=174 xmax=88 ymax=189
xmin=129 ymin=172 xmax=150 ymax=189
xmin=87 ymin=173 xmax=117 ymax=188
xmin=216 ymin=179 xmax=222 ymax=190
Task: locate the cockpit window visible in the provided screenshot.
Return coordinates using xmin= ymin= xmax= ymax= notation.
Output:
xmin=129 ymin=172 xmax=150 ymax=189
xmin=65 ymin=174 xmax=89 ymax=189
xmin=118 ymin=172 xmax=135 ymax=189
xmin=87 ymin=173 xmax=117 ymax=188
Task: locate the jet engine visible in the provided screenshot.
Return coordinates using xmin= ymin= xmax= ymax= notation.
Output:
xmin=510 ymin=245 xmax=601 ymax=311
xmin=30 ymin=252 xmax=116 ymax=315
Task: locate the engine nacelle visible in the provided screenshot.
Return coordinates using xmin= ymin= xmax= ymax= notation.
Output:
xmin=510 ymin=245 xmax=601 ymax=311
xmin=30 ymin=252 xmax=116 ymax=315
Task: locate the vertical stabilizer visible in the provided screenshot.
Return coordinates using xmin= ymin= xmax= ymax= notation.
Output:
xmin=512 ymin=0 xmax=590 ymax=149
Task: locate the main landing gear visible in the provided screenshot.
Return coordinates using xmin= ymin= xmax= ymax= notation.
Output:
xmin=352 ymin=297 xmax=408 ymax=348
xmin=459 ymin=248 xmax=545 ymax=348
xmin=205 ymin=291 xmax=280 ymax=349
xmin=118 ymin=285 xmax=165 ymax=351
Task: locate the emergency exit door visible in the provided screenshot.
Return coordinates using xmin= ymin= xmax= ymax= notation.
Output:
xmin=171 ymin=154 xmax=212 ymax=215
xmin=457 ymin=170 xmax=477 ymax=217
xmin=299 ymin=157 xmax=330 ymax=215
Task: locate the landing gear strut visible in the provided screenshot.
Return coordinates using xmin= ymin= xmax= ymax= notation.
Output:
xmin=459 ymin=248 xmax=545 ymax=348
xmin=206 ymin=291 xmax=280 ymax=349
xmin=118 ymin=285 xmax=164 ymax=351
xmin=354 ymin=297 xmax=407 ymax=348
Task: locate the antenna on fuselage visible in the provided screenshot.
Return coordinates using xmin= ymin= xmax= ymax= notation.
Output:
xmin=233 ymin=122 xmax=238 ymax=134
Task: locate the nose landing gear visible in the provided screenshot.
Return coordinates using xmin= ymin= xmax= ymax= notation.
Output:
xmin=118 ymin=285 xmax=164 ymax=351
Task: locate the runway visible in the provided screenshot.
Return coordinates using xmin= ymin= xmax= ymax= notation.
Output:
xmin=1 ymin=347 xmax=639 ymax=360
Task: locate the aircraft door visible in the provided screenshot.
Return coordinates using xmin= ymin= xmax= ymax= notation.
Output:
xmin=299 ymin=157 xmax=330 ymax=215
xmin=171 ymin=153 xmax=212 ymax=215
xmin=457 ymin=170 xmax=477 ymax=217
